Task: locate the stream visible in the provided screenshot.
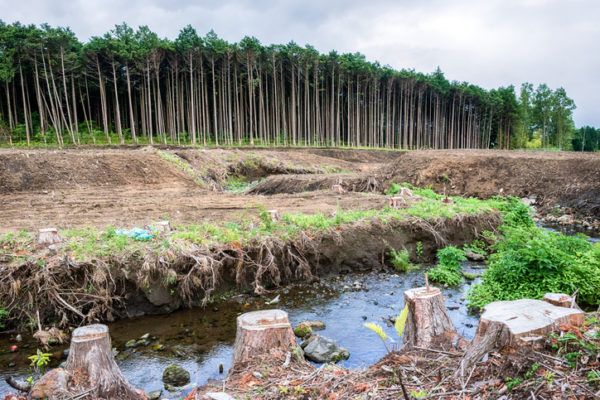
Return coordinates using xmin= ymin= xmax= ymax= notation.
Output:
xmin=0 ymin=228 xmax=596 ymax=397
xmin=0 ymin=264 xmax=483 ymax=397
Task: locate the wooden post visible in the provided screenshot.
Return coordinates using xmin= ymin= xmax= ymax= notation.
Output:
xmin=457 ymin=299 xmax=584 ymax=377
xmin=403 ymin=286 xmax=461 ymax=349
xmin=232 ymin=309 xmax=296 ymax=368
xmin=37 ymin=228 xmax=61 ymax=245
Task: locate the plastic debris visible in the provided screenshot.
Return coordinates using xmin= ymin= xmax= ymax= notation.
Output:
xmin=115 ymin=228 xmax=154 ymax=241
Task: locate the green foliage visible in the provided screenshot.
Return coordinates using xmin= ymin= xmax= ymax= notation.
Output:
xmin=388 ymin=249 xmax=414 ymax=273
xmin=28 ymin=349 xmax=52 ymax=381
xmin=428 ymin=246 xmax=466 ymax=286
xmin=0 ymin=308 xmax=8 ymax=330
xmin=468 ymin=223 xmax=600 ymax=309
xmin=415 ymin=241 xmax=424 ymax=259
xmin=505 ymin=376 xmax=523 ymax=391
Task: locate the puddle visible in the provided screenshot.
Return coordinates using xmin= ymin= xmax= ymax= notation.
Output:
xmin=0 ymin=264 xmax=482 ymax=396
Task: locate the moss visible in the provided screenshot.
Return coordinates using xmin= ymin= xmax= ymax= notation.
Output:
xmin=293 ymin=324 xmax=313 ymax=339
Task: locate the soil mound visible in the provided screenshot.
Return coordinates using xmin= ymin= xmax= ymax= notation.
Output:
xmin=0 ymin=148 xmax=195 ymax=193
xmin=382 ymin=150 xmax=600 ymax=218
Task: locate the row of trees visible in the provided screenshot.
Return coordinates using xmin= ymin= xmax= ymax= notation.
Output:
xmin=0 ymin=21 xmax=587 ymax=150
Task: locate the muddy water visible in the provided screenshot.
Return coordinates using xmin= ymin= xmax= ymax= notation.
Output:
xmin=0 ymin=264 xmax=483 ymax=396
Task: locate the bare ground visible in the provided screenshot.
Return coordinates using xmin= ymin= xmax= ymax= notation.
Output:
xmin=0 ymin=147 xmax=598 ymax=233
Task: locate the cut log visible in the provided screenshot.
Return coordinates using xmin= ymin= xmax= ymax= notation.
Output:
xmin=457 ymin=299 xmax=584 ymax=377
xmin=543 ymin=293 xmax=580 ymax=309
xmin=37 ymin=228 xmax=61 ymax=245
xmin=232 ymin=309 xmax=296 ymax=368
xmin=31 ymin=324 xmax=144 ymax=399
xmin=403 ymin=286 xmax=462 ymax=349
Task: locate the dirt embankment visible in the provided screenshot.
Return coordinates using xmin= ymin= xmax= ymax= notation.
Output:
xmin=0 ymin=212 xmax=500 ymax=329
xmin=0 ymin=147 xmax=386 ymax=233
xmin=382 ymin=150 xmax=600 ymax=219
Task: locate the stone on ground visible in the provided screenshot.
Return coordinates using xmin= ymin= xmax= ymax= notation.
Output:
xmin=300 ymin=335 xmax=349 ymax=363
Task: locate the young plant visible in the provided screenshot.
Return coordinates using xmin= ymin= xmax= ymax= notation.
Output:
xmin=388 ymin=248 xmax=414 ymax=273
xmin=364 ymin=304 xmax=409 ymax=353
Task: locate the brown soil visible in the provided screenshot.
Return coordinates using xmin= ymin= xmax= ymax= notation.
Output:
xmin=0 ymin=147 xmax=390 ymax=233
xmin=0 ymin=147 xmax=598 ymax=234
xmin=382 ymin=150 xmax=600 ymax=218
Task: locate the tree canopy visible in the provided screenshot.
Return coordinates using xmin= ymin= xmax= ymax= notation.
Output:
xmin=0 ymin=21 xmax=585 ymax=150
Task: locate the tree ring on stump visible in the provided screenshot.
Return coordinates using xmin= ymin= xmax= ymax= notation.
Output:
xmin=71 ymin=324 xmax=109 ymax=342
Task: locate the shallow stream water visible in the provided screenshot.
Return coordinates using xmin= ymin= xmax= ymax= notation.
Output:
xmin=0 ymin=264 xmax=483 ymax=396
xmin=0 ymin=228 xmax=596 ymax=397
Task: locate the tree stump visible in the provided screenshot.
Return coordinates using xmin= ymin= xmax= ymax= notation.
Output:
xmin=457 ymin=299 xmax=584 ymax=377
xmin=267 ymin=209 xmax=280 ymax=222
xmin=389 ymin=196 xmax=407 ymax=209
xmin=37 ymin=228 xmax=61 ymax=245
xmin=153 ymin=220 xmax=171 ymax=233
xmin=403 ymin=286 xmax=461 ymax=349
xmin=63 ymin=324 xmax=142 ymax=399
xmin=543 ymin=293 xmax=580 ymax=309
xmin=331 ymin=184 xmax=344 ymax=194
xmin=31 ymin=325 xmax=143 ymax=399
xmin=232 ymin=309 xmax=296 ymax=368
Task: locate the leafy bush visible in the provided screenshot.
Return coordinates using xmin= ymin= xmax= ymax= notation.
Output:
xmin=468 ymin=226 xmax=600 ymax=309
xmin=428 ymin=246 xmax=466 ymax=286
xmin=388 ymin=249 xmax=414 ymax=272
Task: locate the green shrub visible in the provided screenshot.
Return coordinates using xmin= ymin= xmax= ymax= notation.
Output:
xmin=388 ymin=249 xmax=414 ymax=272
xmin=428 ymin=246 xmax=466 ymax=286
xmin=468 ymin=226 xmax=600 ymax=310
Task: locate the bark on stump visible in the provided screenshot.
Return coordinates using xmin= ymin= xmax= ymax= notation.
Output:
xmin=403 ymin=286 xmax=461 ymax=349
xmin=37 ymin=228 xmax=61 ymax=245
xmin=232 ymin=309 xmax=296 ymax=368
xmin=543 ymin=293 xmax=580 ymax=309
xmin=457 ymin=299 xmax=585 ymax=377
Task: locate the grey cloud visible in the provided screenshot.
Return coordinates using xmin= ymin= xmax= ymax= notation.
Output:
xmin=1 ymin=0 xmax=598 ymax=125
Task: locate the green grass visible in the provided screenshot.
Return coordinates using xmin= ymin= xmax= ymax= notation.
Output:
xmin=1 ymin=186 xmax=502 ymax=262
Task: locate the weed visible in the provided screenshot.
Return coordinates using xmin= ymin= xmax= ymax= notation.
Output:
xmin=505 ymin=376 xmax=522 ymax=391
xmin=428 ymin=246 xmax=466 ymax=286
xmin=388 ymin=249 xmax=414 ymax=273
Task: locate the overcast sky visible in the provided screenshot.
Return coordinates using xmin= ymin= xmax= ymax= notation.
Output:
xmin=2 ymin=0 xmax=598 ymax=126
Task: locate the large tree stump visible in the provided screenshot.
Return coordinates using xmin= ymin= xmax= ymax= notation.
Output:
xmin=457 ymin=299 xmax=584 ymax=377
xmin=403 ymin=286 xmax=461 ymax=349
xmin=31 ymin=324 xmax=143 ymax=399
xmin=232 ymin=309 xmax=296 ymax=368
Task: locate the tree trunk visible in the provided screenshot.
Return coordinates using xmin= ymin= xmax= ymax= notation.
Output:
xmin=403 ymin=286 xmax=462 ymax=350
xmin=232 ymin=309 xmax=296 ymax=369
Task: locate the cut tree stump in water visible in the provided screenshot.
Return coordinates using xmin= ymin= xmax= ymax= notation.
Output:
xmin=403 ymin=286 xmax=462 ymax=349
xmin=37 ymin=228 xmax=61 ymax=245
xmin=31 ymin=324 xmax=144 ymax=399
xmin=457 ymin=299 xmax=585 ymax=377
xmin=543 ymin=292 xmax=580 ymax=309
xmin=232 ymin=309 xmax=296 ymax=368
